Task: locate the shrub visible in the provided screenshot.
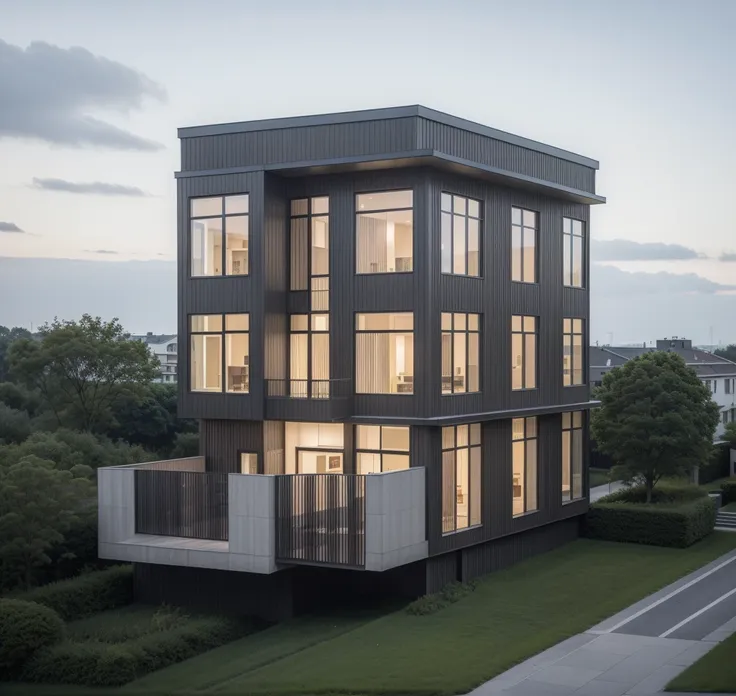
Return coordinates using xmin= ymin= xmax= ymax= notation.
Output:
xmin=0 ymin=599 xmax=64 ymax=674
xmin=585 ymin=486 xmax=716 ymax=547
xmin=23 ymin=615 xmax=249 ymax=687
xmin=700 ymin=443 xmax=731 ymax=485
xmin=722 ymin=480 xmax=736 ymax=505
xmin=406 ymin=580 xmax=478 ymax=616
xmin=18 ymin=565 xmax=133 ymax=620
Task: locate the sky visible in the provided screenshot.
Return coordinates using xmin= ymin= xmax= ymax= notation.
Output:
xmin=0 ymin=0 xmax=734 ymax=343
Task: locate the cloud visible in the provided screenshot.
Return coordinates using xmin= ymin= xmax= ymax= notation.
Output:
xmin=592 ymin=239 xmax=702 ymax=261
xmin=85 ymin=249 xmax=119 ymax=255
xmin=32 ymin=177 xmax=148 ymax=197
xmin=593 ymin=263 xmax=736 ymax=296
xmin=0 ymin=222 xmax=24 ymax=233
xmin=719 ymin=252 xmax=736 ymax=262
xmin=0 ymin=39 xmax=166 ymax=151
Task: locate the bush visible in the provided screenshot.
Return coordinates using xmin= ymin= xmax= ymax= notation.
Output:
xmin=23 ymin=615 xmax=248 ymax=687
xmin=18 ymin=565 xmax=133 ymax=620
xmin=700 ymin=443 xmax=731 ymax=485
xmin=722 ymin=480 xmax=736 ymax=505
xmin=585 ymin=486 xmax=716 ymax=548
xmin=0 ymin=402 xmax=31 ymax=444
xmin=406 ymin=580 xmax=478 ymax=616
xmin=0 ymin=599 xmax=64 ymax=674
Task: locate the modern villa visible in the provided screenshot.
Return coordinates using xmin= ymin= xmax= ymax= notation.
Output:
xmin=98 ymin=106 xmax=605 ymax=620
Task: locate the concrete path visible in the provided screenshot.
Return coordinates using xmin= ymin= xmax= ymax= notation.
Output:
xmin=590 ymin=481 xmax=625 ymax=502
xmin=468 ymin=550 xmax=736 ymax=696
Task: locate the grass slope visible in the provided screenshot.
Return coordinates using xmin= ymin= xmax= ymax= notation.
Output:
xmin=667 ymin=631 xmax=736 ymax=693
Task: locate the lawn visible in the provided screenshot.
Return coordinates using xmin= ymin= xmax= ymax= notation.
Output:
xmin=589 ymin=467 xmax=611 ymax=487
xmin=667 ymin=631 xmax=736 ymax=693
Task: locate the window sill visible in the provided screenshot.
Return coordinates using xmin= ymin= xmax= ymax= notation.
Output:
xmin=563 ymin=285 xmax=586 ymax=290
xmin=441 ymin=391 xmax=482 ymax=397
xmin=355 ymin=271 xmax=414 ymax=276
xmin=442 ymin=523 xmax=482 ymax=537
xmin=512 ymin=509 xmax=539 ymax=519
xmin=510 ymin=280 xmax=539 ymax=285
xmin=189 ymin=274 xmax=250 ymax=279
xmin=511 ymin=387 xmax=538 ymax=392
xmin=356 ymin=393 xmax=414 ymax=396
xmin=563 ymin=384 xmax=587 ymax=388
xmin=440 ymin=272 xmax=483 ymax=280
xmin=562 ymin=497 xmax=585 ymax=506
xmin=190 ymin=390 xmax=250 ymax=395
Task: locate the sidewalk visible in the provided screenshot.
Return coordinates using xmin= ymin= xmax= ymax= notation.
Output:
xmin=467 ymin=550 xmax=736 ymax=696
xmin=590 ymin=480 xmax=625 ymax=502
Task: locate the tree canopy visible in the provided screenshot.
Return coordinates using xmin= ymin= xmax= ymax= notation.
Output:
xmin=591 ymin=351 xmax=720 ymax=502
xmin=714 ymin=344 xmax=736 ymax=364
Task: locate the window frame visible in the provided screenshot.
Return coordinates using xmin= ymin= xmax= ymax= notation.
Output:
xmin=511 ymin=315 xmax=537 ymax=391
xmin=289 ymin=313 xmax=330 ymax=398
xmin=512 ymin=417 xmax=538 ymax=517
xmin=563 ymin=318 xmax=585 ymax=387
xmin=354 ymin=312 xmax=414 ymax=395
xmin=440 ymin=192 xmax=482 ymax=277
xmin=289 ymin=196 xmax=330 ymax=294
xmin=189 ymin=313 xmax=249 ymax=394
xmin=562 ymin=217 xmax=585 ymax=289
xmin=561 ymin=411 xmax=584 ymax=503
xmin=441 ymin=312 xmax=481 ymax=395
xmin=189 ymin=194 xmax=250 ymax=279
xmin=355 ymin=188 xmax=414 ymax=275
xmin=355 ymin=425 xmax=411 ymax=474
xmin=442 ymin=423 xmax=482 ymax=534
xmin=511 ymin=206 xmax=538 ymax=284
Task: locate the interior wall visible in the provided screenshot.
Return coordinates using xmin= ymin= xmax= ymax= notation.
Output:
xmin=284 ymin=422 xmax=345 ymax=473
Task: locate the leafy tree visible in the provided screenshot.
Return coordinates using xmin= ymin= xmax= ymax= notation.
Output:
xmin=0 ymin=456 xmax=93 ymax=589
xmin=0 ymin=326 xmax=32 ymax=383
xmin=8 ymin=315 xmax=159 ymax=432
xmin=0 ymin=381 xmax=41 ymax=415
xmin=0 ymin=403 xmax=31 ymax=445
xmin=714 ymin=344 xmax=736 ymax=364
xmin=170 ymin=431 xmax=200 ymax=458
xmin=723 ymin=421 xmax=736 ymax=449
xmin=591 ymin=351 xmax=720 ymax=502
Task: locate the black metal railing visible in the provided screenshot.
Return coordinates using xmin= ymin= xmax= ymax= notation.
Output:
xmin=135 ymin=470 xmax=228 ymax=541
xmin=266 ymin=378 xmax=350 ymax=400
xmin=276 ymin=474 xmax=365 ymax=567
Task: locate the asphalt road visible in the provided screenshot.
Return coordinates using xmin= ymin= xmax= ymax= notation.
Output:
xmin=614 ymin=555 xmax=736 ymax=640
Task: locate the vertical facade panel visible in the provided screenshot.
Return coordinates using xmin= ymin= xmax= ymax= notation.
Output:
xmin=200 ymin=419 xmax=264 ymax=473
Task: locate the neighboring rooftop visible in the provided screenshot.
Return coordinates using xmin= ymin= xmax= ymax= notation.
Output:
xmin=131 ymin=333 xmax=176 ymax=345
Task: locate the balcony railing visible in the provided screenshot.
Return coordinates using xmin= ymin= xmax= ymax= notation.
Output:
xmin=275 ymin=474 xmax=365 ymax=567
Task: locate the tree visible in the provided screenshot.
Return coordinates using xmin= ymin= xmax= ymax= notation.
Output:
xmin=0 ymin=326 xmax=32 ymax=383
xmin=8 ymin=315 xmax=159 ymax=432
xmin=714 ymin=345 xmax=736 ymax=364
xmin=591 ymin=351 xmax=720 ymax=502
xmin=723 ymin=421 xmax=736 ymax=450
xmin=0 ymin=456 xmax=93 ymax=589
xmin=0 ymin=403 xmax=31 ymax=445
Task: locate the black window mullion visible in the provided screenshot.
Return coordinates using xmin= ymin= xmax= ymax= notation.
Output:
xmin=220 ymin=203 xmax=226 ymax=277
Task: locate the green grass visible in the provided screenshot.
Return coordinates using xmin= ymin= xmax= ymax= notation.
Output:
xmin=667 ymin=631 xmax=736 ymax=692
xmin=589 ymin=467 xmax=611 ymax=487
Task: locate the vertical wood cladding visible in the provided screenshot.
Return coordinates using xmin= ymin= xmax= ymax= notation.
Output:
xmin=264 ymin=420 xmax=285 ymax=475
xmin=200 ymin=419 xmax=263 ymax=473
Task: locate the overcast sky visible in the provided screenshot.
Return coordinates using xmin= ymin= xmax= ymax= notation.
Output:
xmin=0 ymin=0 xmax=734 ymax=343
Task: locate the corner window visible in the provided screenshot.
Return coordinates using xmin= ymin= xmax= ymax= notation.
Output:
xmin=442 ymin=424 xmax=481 ymax=533
xmin=512 ymin=315 xmax=537 ymax=390
xmin=563 ymin=218 xmax=584 ymax=288
xmin=441 ymin=313 xmax=480 ymax=394
xmin=355 ymin=313 xmax=414 ymax=394
xmin=512 ymin=417 xmax=537 ymax=516
xmin=356 ymin=425 xmax=410 ymax=474
xmin=562 ymin=412 xmax=583 ymax=502
xmin=190 ymin=195 xmax=249 ymax=277
xmin=563 ymin=318 xmax=585 ymax=386
xmin=190 ymin=314 xmax=249 ymax=393
xmin=356 ymin=190 xmax=413 ymax=273
xmin=511 ymin=207 xmax=537 ymax=283
xmin=441 ymin=193 xmax=481 ymax=276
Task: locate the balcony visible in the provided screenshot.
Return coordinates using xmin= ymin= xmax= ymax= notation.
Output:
xmin=98 ymin=458 xmax=426 ymax=574
xmin=264 ymin=378 xmax=352 ymax=421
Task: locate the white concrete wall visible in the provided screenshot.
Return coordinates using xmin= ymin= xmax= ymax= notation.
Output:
xmin=707 ymin=377 xmax=736 ymax=437
xmin=98 ymin=467 xmax=135 ymax=546
xmin=364 ymin=467 xmax=427 ymax=572
xmin=228 ymin=473 xmax=277 ymax=573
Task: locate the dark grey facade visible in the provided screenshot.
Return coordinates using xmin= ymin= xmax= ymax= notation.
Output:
xmin=161 ymin=106 xmax=604 ymax=612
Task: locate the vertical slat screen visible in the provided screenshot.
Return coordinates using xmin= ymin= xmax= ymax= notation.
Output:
xmin=276 ymin=474 xmax=365 ymax=567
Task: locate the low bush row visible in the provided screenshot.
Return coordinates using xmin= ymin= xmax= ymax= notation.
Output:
xmin=22 ymin=615 xmax=251 ymax=687
xmin=0 ymin=599 xmax=65 ymax=675
xmin=585 ymin=485 xmax=716 ymax=548
xmin=406 ymin=580 xmax=478 ymax=616
xmin=17 ymin=565 xmax=133 ymax=620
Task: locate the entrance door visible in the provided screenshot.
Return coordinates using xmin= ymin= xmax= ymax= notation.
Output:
xmin=297 ymin=450 xmax=343 ymax=474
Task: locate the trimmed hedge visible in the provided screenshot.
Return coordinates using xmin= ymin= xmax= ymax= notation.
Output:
xmin=584 ymin=486 xmax=716 ymax=548
xmin=722 ymin=480 xmax=736 ymax=505
xmin=22 ymin=615 xmax=249 ymax=687
xmin=406 ymin=580 xmax=478 ymax=616
xmin=17 ymin=565 xmax=133 ymax=621
xmin=0 ymin=599 xmax=65 ymax=674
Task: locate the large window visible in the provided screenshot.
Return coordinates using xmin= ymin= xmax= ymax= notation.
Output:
xmin=512 ymin=315 xmax=537 ymax=390
xmin=190 ymin=195 xmax=249 ymax=277
xmin=190 ymin=314 xmax=249 ymax=393
xmin=441 ymin=193 xmax=481 ymax=276
xmin=442 ymin=313 xmax=480 ymax=394
xmin=290 ymin=197 xmax=329 ymax=291
xmin=563 ymin=218 xmax=584 ymax=288
xmin=356 ymin=191 xmax=413 ymax=273
xmin=356 ymin=425 xmax=410 ymax=474
xmin=512 ymin=417 xmax=537 ymax=516
xmin=290 ymin=314 xmax=330 ymax=398
xmin=562 ymin=412 xmax=584 ymax=502
xmin=511 ymin=207 xmax=537 ymax=283
xmin=563 ymin=318 xmax=585 ymax=386
xmin=442 ymin=424 xmax=481 ymax=533
xmin=355 ymin=313 xmax=414 ymax=394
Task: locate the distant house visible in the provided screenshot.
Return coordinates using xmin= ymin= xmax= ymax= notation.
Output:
xmin=131 ymin=333 xmax=177 ymax=384
xmin=591 ymin=337 xmax=736 ymax=438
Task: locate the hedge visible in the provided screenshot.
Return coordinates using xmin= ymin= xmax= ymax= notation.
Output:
xmin=722 ymin=480 xmax=736 ymax=505
xmin=700 ymin=443 xmax=731 ymax=485
xmin=22 ymin=615 xmax=249 ymax=687
xmin=0 ymin=599 xmax=65 ymax=674
xmin=17 ymin=565 xmax=133 ymax=621
xmin=584 ymin=486 xmax=716 ymax=548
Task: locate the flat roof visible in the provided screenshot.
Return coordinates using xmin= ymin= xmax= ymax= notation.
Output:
xmin=178 ymin=105 xmax=599 ymax=170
